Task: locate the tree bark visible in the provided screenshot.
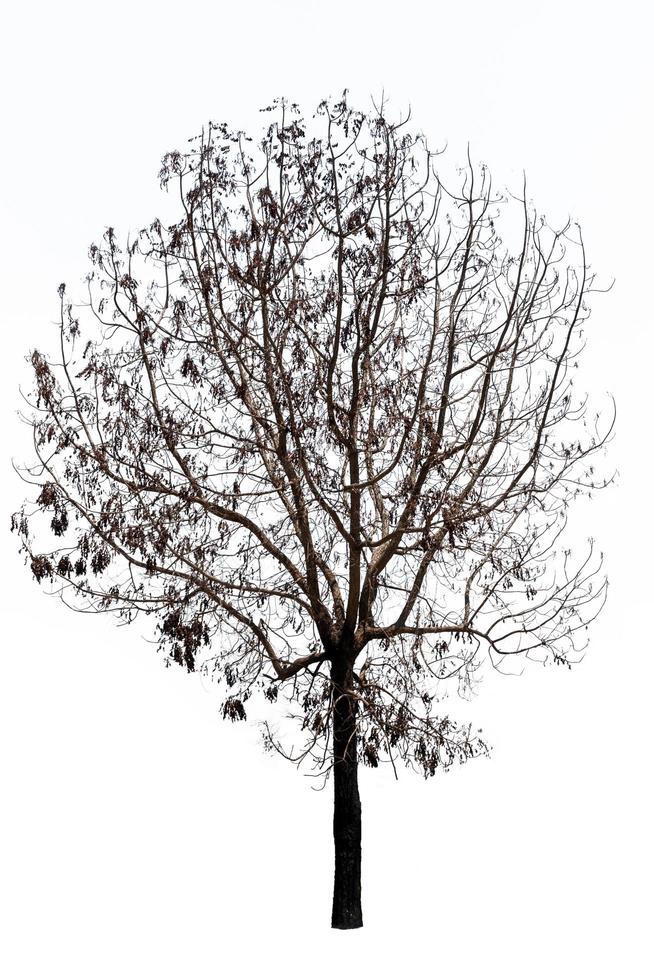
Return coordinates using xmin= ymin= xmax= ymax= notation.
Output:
xmin=330 ymin=657 xmax=363 ymax=929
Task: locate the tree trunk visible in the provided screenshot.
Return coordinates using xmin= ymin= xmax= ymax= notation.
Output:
xmin=330 ymin=658 xmax=363 ymax=929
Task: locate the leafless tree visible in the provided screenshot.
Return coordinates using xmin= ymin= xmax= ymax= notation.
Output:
xmin=13 ymin=95 xmax=611 ymax=929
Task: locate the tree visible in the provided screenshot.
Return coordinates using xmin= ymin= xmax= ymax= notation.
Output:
xmin=13 ymin=95 xmax=611 ymax=929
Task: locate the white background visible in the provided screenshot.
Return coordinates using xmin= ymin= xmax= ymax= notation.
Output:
xmin=1 ymin=2 xmax=652 ymax=977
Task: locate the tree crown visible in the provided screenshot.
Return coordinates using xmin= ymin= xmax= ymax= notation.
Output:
xmin=13 ymin=95 xmax=611 ymax=777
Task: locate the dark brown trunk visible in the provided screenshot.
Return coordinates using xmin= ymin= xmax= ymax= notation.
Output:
xmin=330 ymin=657 xmax=363 ymax=929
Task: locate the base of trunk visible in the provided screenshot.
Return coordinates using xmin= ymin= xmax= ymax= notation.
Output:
xmin=331 ymin=797 xmax=362 ymax=929
xmin=332 ymin=916 xmax=363 ymax=930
